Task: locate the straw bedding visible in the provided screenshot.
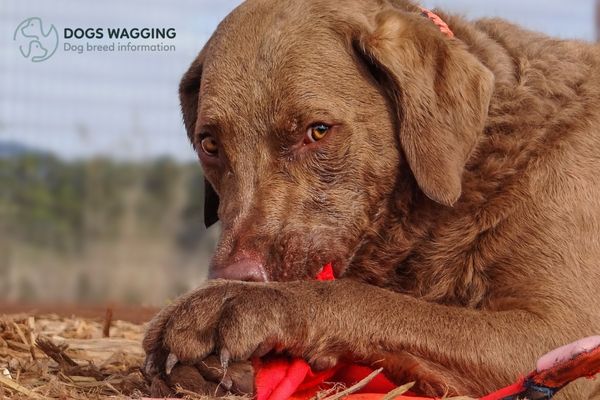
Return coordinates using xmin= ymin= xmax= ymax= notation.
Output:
xmin=0 ymin=312 xmax=149 ymax=399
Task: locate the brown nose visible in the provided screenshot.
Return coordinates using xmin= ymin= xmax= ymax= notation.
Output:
xmin=209 ymin=258 xmax=268 ymax=282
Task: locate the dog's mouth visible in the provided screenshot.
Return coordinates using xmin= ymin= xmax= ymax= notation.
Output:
xmin=209 ymin=222 xmax=367 ymax=282
xmin=280 ymin=241 xmax=359 ymax=282
xmin=209 ymin=250 xmax=353 ymax=283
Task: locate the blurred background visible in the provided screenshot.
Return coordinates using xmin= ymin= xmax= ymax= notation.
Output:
xmin=0 ymin=0 xmax=599 ymax=307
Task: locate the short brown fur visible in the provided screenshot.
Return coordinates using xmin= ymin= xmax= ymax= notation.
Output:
xmin=143 ymin=1 xmax=600 ymax=398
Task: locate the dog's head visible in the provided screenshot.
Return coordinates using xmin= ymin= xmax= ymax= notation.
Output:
xmin=180 ymin=0 xmax=494 ymax=281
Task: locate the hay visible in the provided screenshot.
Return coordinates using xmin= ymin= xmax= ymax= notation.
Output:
xmin=319 ymin=369 xmax=385 ymax=400
xmin=0 ymin=312 xmax=147 ymax=399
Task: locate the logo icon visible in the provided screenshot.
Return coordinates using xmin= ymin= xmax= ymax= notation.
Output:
xmin=13 ymin=17 xmax=59 ymax=63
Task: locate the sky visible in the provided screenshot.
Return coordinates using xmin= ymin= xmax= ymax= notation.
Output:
xmin=0 ymin=0 xmax=597 ymax=161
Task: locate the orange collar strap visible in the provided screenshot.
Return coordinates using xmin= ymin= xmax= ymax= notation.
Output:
xmin=419 ymin=7 xmax=454 ymax=38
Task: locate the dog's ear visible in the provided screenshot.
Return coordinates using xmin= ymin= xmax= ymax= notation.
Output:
xmin=352 ymin=10 xmax=494 ymax=206
xmin=180 ymin=51 xmax=204 ymax=144
xmin=180 ymin=50 xmax=220 ymax=227
xmin=203 ymin=179 xmax=220 ymax=228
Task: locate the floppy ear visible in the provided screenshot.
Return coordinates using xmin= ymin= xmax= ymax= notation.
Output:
xmin=180 ymin=50 xmax=220 ymax=227
xmin=353 ymin=10 xmax=494 ymax=206
xmin=180 ymin=52 xmax=204 ymax=143
xmin=203 ymin=179 xmax=220 ymax=228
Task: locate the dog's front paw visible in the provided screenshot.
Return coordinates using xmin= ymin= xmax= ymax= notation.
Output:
xmin=143 ymin=280 xmax=308 ymax=365
xmin=142 ymin=279 xmax=342 ymax=395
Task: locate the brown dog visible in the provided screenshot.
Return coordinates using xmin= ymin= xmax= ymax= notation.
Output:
xmin=143 ymin=0 xmax=600 ymax=398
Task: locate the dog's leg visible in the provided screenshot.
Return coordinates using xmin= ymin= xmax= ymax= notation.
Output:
xmin=309 ymin=280 xmax=591 ymax=398
xmin=143 ymin=279 xmax=591 ymax=398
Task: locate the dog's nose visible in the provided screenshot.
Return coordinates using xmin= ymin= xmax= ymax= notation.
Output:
xmin=209 ymin=258 xmax=268 ymax=282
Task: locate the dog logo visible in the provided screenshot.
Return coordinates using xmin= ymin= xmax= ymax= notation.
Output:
xmin=13 ymin=17 xmax=59 ymax=63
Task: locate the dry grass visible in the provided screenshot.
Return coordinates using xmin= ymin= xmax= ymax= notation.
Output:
xmin=0 ymin=312 xmax=147 ymax=399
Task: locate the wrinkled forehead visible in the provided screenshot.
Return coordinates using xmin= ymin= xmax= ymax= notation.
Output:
xmin=196 ymin=1 xmax=360 ymax=131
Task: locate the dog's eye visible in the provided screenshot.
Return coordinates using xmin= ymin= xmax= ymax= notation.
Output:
xmin=200 ymin=135 xmax=218 ymax=156
xmin=305 ymin=124 xmax=330 ymax=144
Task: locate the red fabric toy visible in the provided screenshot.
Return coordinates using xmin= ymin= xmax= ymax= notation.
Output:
xmin=252 ymin=264 xmax=600 ymax=400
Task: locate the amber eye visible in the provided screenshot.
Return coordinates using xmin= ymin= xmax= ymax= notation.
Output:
xmin=200 ymin=135 xmax=218 ymax=156
xmin=305 ymin=124 xmax=330 ymax=143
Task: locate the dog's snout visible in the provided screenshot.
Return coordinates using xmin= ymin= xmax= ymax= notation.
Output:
xmin=209 ymin=258 xmax=269 ymax=282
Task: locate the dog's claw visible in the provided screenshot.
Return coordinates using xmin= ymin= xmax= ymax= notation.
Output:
xmin=144 ymin=354 xmax=157 ymax=377
xmin=220 ymin=347 xmax=231 ymax=369
xmin=165 ymin=352 xmax=179 ymax=375
xmin=221 ymin=376 xmax=233 ymax=391
xmin=311 ymin=355 xmax=338 ymax=371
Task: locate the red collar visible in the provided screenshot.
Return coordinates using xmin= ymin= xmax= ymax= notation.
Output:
xmin=419 ymin=7 xmax=454 ymax=38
